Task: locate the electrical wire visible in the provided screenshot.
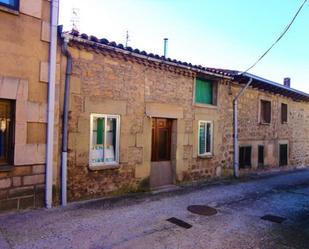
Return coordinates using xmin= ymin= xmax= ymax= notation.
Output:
xmin=240 ymin=0 xmax=307 ymax=75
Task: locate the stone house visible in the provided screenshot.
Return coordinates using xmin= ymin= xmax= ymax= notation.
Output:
xmin=0 ymin=0 xmax=308 ymax=211
xmin=59 ymin=31 xmax=309 ymax=202
xmin=0 ymin=0 xmax=60 ymax=211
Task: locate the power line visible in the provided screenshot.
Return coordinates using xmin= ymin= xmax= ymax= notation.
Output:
xmin=240 ymin=0 xmax=307 ymax=75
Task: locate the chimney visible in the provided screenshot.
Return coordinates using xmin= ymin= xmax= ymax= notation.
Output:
xmin=283 ymin=77 xmax=291 ymax=88
xmin=163 ymin=38 xmax=168 ymax=57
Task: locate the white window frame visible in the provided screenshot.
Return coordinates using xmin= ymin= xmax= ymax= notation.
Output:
xmin=89 ymin=113 xmax=120 ymax=167
xmin=198 ymin=120 xmax=213 ymax=156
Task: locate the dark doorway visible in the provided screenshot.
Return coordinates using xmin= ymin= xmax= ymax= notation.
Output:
xmin=258 ymin=145 xmax=264 ymax=167
xmin=279 ymin=144 xmax=288 ymax=166
xmin=150 ymin=118 xmax=173 ymax=189
xmin=0 ymin=99 xmax=14 ymax=166
xmin=239 ymin=146 xmax=252 ymax=168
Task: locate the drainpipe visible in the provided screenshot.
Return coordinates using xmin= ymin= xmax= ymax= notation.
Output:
xmin=46 ymin=0 xmax=59 ymax=208
xmin=233 ymin=77 xmax=252 ymax=178
xmin=61 ymin=35 xmax=72 ymax=206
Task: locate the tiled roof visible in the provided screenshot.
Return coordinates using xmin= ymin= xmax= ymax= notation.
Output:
xmin=235 ymin=72 xmax=309 ymax=102
xmin=62 ymin=29 xmax=309 ymax=102
xmin=65 ymin=30 xmax=234 ymax=79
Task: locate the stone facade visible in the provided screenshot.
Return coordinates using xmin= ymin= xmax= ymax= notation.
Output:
xmin=0 ymin=0 xmax=58 ymax=211
xmin=1 ymin=0 xmax=308 ymax=211
xmin=60 ymin=38 xmax=309 ymax=202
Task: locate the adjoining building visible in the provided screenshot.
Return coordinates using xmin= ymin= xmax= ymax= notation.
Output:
xmin=0 ymin=0 xmax=59 ymax=211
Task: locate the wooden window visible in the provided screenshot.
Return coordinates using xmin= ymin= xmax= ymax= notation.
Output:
xmin=0 ymin=99 xmax=14 ymax=166
xmin=260 ymin=100 xmax=271 ymax=124
xmin=279 ymin=144 xmax=288 ymax=166
xmin=195 ymin=78 xmax=217 ymax=105
xmin=281 ymin=103 xmax=288 ymax=123
xmin=239 ymin=146 xmax=251 ymax=168
xmin=89 ymin=114 xmax=120 ymax=167
xmin=258 ymin=145 xmax=264 ymax=167
xmin=0 ymin=0 xmax=19 ymax=10
xmin=198 ymin=121 xmax=213 ymax=156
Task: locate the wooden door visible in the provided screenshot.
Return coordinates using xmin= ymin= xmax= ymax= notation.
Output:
xmin=150 ymin=118 xmax=173 ymax=189
xmin=151 ymin=118 xmax=172 ymax=161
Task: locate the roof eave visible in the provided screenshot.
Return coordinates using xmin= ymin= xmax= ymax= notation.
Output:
xmin=64 ymin=33 xmax=233 ymax=80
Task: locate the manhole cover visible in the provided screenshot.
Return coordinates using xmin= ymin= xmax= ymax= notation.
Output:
xmin=261 ymin=215 xmax=286 ymax=224
xmin=187 ymin=205 xmax=217 ymax=216
xmin=166 ymin=217 xmax=192 ymax=229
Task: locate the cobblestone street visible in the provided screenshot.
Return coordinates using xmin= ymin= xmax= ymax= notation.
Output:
xmin=0 ymin=169 xmax=309 ymax=249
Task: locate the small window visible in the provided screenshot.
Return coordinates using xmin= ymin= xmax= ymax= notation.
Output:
xmin=279 ymin=144 xmax=288 ymax=166
xmin=89 ymin=114 xmax=120 ymax=167
xmin=258 ymin=145 xmax=264 ymax=167
xmin=239 ymin=146 xmax=251 ymax=168
xmin=0 ymin=99 xmax=14 ymax=166
xmin=0 ymin=0 xmax=19 ymax=10
xmin=281 ymin=103 xmax=288 ymax=123
xmin=198 ymin=121 xmax=213 ymax=156
xmin=195 ymin=78 xmax=217 ymax=105
xmin=260 ymin=100 xmax=271 ymax=124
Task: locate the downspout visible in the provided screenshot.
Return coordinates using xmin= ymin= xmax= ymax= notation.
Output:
xmin=61 ymin=35 xmax=72 ymax=206
xmin=233 ymin=77 xmax=252 ymax=178
xmin=46 ymin=0 xmax=59 ymax=208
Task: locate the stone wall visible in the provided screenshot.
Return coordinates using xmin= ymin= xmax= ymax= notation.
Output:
xmin=63 ymin=42 xmax=309 ymax=202
xmin=0 ymin=0 xmax=57 ymax=211
xmin=64 ymin=45 xmax=196 ymax=200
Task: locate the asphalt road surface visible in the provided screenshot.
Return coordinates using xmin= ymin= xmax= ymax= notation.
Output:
xmin=0 ymin=169 xmax=309 ymax=249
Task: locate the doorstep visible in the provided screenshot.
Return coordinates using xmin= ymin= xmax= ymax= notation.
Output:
xmin=151 ymin=184 xmax=182 ymax=194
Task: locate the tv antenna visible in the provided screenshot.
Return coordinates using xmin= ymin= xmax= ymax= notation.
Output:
xmin=71 ymin=7 xmax=80 ymax=31
xmin=125 ymin=30 xmax=130 ymax=48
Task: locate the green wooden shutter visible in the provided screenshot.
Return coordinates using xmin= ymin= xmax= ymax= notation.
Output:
xmin=195 ymin=79 xmax=213 ymax=104
xmin=199 ymin=122 xmax=206 ymax=155
xmin=96 ymin=118 xmax=104 ymax=144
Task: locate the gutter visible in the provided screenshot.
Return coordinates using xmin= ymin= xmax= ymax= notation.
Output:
xmin=60 ymin=34 xmax=72 ymax=206
xmin=233 ymin=78 xmax=253 ymax=178
xmin=46 ymin=0 xmax=59 ymax=208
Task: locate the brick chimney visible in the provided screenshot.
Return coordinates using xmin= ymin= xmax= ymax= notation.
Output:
xmin=283 ymin=77 xmax=291 ymax=88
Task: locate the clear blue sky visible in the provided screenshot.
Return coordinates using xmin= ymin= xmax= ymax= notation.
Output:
xmin=59 ymin=0 xmax=309 ymax=93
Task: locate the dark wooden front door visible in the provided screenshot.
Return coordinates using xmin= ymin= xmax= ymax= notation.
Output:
xmin=150 ymin=118 xmax=173 ymax=189
xmin=151 ymin=118 xmax=172 ymax=161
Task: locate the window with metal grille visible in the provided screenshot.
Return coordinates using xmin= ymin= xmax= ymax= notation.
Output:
xmin=258 ymin=145 xmax=264 ymax=167
xmin=0 ymin=99 xmax=14 ymax=166
xmin=195 ymin=78 xmax=217 ymax=105
xmin=239 ymin=146 xmax=251 ymax=168
xmin=279 ymin=144 xmax=288 ymax=166
xmin=281 ymin=103 xmax=288 ymax=123
xmin=260 ymin=100 xmax=271 ymax=124
xmin=0 ymin=0 xmax=19 ymax=10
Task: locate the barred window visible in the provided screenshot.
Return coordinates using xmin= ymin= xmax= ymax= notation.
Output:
xmin=0 ymin=99 xmax=14 ymax=166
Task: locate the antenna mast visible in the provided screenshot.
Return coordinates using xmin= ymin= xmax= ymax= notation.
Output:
xmin=71 ymin=7 xmax=80 ymax=31
xmin=125 ymin=30 xmax=130 ymax=48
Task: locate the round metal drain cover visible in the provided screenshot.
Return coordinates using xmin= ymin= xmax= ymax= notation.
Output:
xmin=187 ymin=205 xmax=217 ymax=216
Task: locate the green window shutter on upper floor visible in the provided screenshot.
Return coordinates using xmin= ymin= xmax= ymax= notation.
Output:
xmin=195 ymin=79 xmax=213 ymax=105
xmin=96 ymin=118 xmax=105 ymax=144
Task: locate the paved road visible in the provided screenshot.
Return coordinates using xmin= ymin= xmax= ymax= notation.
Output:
xmin=0 ymin=169 xmax=309 ymax=249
